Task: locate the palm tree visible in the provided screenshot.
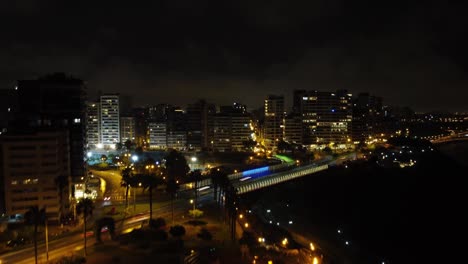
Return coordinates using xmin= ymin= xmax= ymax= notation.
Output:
xmin=188 ymin=170 xmax=202 ymax=210
xmin=209 ymin=170 xmax=220 ymax=202
xmin=120 ymin=167 xmax=136 ymax=210
xmin=140 ymin=173 xmax=164 ymax=221
xmin=76 ymin=198 xmax=94 ymax=256
xmin=165 ymin=178 xmax=179 ymax=225
xmin=24 ymin=206 xmax=46 ymax=264
xmin=164 ymin=150 xmax=190 ymax=182
xmin=54 ymin=174 xmax=68 ymax=221
xmin=164 ymin=150 xmax=188 ymax=224
xmin=123 ymin=139 xmax=134 ymax=152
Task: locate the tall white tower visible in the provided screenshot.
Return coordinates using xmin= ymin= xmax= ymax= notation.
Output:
xmin=100 ymin=94 xmax=120 ymax=148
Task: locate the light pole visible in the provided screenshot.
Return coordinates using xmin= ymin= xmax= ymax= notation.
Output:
xmin=45 ymin=208 xmax=49 ymax=263
xmin=134 ymin=182 xmax=141 ymax=213
xmin=190 ymin=199 xmax=195 ymax=212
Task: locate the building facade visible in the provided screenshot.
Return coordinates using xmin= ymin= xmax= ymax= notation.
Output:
xmin=294 ymin=90 xmax=353 ymax=148
xmin=15 ymin=73 xmax=86 ymax=186
xmin=86 ymin=101 xmax=100 ymax=149
xmin=186 ymin=100 xmax=215 ymax=151
xmin=167 ymin=131 xmax=186 ymax=151
xmin=213 ymin=114 xmax=231 ymax=152
xmin=148 ymin=122 xmax=167 ymax=149
xmin=120 ymin=116 xmax=135 ymax=143
xmin=284 ymin=114 xmax=303 ymax=144
xmin=263 ymin=95 xmax=284 ymax=150
xmin=100 ymin=94 xmax=120 ymax=148
xmin=0 ymin=130 xmax=70 ymax=223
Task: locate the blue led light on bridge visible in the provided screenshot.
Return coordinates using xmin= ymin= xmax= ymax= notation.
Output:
xmin=242 ymin=166 xmax=269 ymax=178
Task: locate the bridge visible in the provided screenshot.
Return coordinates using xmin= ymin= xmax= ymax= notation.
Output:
xmin=182 ymin=153 xmax=355 ymax=195
xmin=234 ymin=163 xmax=329 ymax=194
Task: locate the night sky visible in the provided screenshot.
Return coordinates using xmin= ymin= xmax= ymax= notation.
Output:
xmin=1 ymin=0 xmax=467 ymax=112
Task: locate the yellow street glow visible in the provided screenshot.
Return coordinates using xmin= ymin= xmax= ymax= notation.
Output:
xmin=310 ymin=242 xmax=315 ymax=251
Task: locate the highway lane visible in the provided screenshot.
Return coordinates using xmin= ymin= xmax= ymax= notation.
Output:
xmin=0 ymin=199 xmax=192 ymax=264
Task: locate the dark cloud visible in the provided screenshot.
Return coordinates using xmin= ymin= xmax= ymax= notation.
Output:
xmin=0 ymin=1 xmax=467 ymax=111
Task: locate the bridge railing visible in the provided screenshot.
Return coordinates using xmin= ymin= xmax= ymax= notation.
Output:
xmin=179 ymin=162 xmax=296 ymax=191
xmin=235 ymin=164 xmax=329 ymax=194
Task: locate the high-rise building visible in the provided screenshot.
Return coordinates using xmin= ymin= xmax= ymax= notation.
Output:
xmin=352 ymin=93 xmax=383 ymax=144
xmin=186 ymin=100 xmax=215 ymax=150
xmin=86 ymin=101 xmax=100 ymax=149
xmin=264 ymin=95 xmax=284 ymax=150
xmin=148 ymin=104 xmax=173 ymax=122
xmin=231 ymin=114 xmax=252 ymax=151
xmin=213 ymin=114 xmax=231 ymax=152
xmin=148 ymin=122 xmax=167 ymax=149
xmin=100 ymin=94 xmax=120 ymax=148
xmin=167 ymin=131 xmax=186 ymax=151
xmin=132 ymin=107 xmax=148 ymax=148
xmin=120 ymin=116 xmax=135 ymax=143
xmin=14 ymin=73 xmax=86 ymax=184
xmin=0 ymin=130 xmax=70 ymax=222
xmin=293 ymin=90 xmax=352 ymax=148
xmin=0 ymin=89 xmax=18 ymax=134
xmin=284 ymin=114 xmax=303 ymax=144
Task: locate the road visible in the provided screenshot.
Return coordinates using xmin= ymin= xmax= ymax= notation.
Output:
xmin=1 ymin=156 xmax=352 ymax=263
xmin=0 ymin=198 xmax=192 ymax=264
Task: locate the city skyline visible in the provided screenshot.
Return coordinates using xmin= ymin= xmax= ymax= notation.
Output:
xmin=1 ymin=1 xmax=467 ymax=112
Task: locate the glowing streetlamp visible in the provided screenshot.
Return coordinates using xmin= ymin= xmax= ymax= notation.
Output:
xmin=131 ymin=155 xmax=138 ymax=162
xmin=190 ymin=199 xmax=195 ymax=211
xmin=310 ymin=242 xmax=315 ymax=251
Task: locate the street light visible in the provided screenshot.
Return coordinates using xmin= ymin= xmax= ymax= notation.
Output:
xmin=131 ymin=155 xmax=138 ymax=162
xmin=190 ymin=199 xmax=195 ymax=211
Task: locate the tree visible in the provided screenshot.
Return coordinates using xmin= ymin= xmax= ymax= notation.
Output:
xmin=116 ymin=142 xmax=123 ymax=151
xmin=54 ymin=174 xmax=68 ymax=221
xmin=135 ymin=146 xmax=144 ymax=156
xmin=120 ymin=167 xmax=136 ymax=210
xmin=140 ymin=173 xmax=164 ymax=221
xmin=188 ymin=170 xmax=202 ymax=210
xmin=164 ymin=150 xmax=190 ymax=182
xmin=164 ymin=150 xmax=188 ymax=225
xmin=242 ymin=139 xmax=257 ymax=151
xmin=277 ymin=140 xmax=290 ymax=153
xmin=24 ymin=206 xmax=46 ymax=264
xmin=169 ymin=225 xmax=186 ymax=240
xmin=124 ymin=139 xmax=134 ymax=152
xmin=76 ymin=198 xmax=94 ymax=256
xmin=323 ymin=147 xmax=332 ymax=155
xmin=150 ymin=217 xmax=166 ymax=230
xmin=165 ymin=178 xmax=179 ymax=225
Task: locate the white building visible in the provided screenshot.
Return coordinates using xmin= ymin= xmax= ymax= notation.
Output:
xmin=100 ymin=94 xmax=120 ymax=149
